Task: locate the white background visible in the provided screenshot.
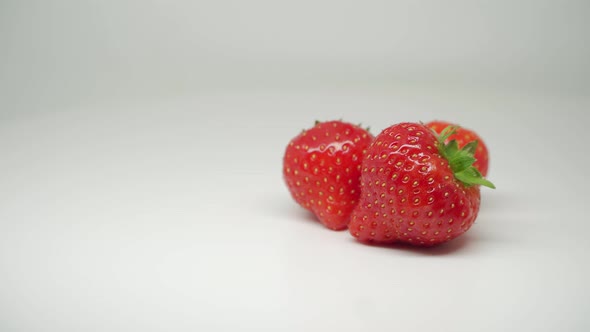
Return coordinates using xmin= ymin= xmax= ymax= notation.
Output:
xmin=1 ymin=1 xmax=589 ymax=331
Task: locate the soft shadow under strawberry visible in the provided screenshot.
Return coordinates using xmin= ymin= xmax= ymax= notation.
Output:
xmin=352 ymin=234 xmax=473 ymax=256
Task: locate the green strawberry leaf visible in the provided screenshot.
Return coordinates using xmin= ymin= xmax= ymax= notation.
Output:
xmin=438 ymin=125 xmax=456 ymax=144
xmin=462 ymin=140 xmax=478 ymax=155
xmin=449 ymin=154 xmax=476 ymax=173
xmin=455 ymin=168 xmax=496 ymax=189
xmin=445 ymin=139 xmax=459 ymax=158
xmin=436 ymin=125 xmax=495 ymax=189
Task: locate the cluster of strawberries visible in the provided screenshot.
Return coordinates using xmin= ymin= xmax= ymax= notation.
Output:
xmin=283 ymin=120 xmax=494 ymax=247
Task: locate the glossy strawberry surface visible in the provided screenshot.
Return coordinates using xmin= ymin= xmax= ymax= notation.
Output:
xmin=349 ymin=122 xmax=482 ymax=246
xmin=283 ymin=121 xmax=373 ymax=230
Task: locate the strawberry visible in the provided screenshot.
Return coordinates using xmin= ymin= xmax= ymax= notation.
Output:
xmin=349 ymin=122 xmax=494 ymax=246
xmin=426 ymin=120 xmax=490 ymax=176
xmin=283 ymin=120 xmax=374 ymax=230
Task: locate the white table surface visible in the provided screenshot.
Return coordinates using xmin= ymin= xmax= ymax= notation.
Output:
xmin=1 ymin=88 xmax=589 ymax=331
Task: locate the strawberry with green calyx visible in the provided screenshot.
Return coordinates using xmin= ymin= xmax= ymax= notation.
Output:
xmin=435 ymin=125 xmax=495 ymax=189
xmin=349 ymin=122 xmax=494 ymax=246
xmin=283 ymin=120 xmax=374 ymax=230
xmin=426 ymin=120 xmax=490 ymax=176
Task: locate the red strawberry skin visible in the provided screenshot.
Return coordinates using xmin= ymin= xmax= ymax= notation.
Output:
xmin=349 ymin=122 xmax=481 ymax=246
xmin=426 ymin=120 xmax=490 ymax=176
xmin=283 ymin=121 xmax=374 ymax=230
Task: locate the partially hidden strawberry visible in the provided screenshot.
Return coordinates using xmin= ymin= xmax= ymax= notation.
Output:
xmin=426 ymin=120 xmax=490 ymax=176
xmin=349 ymin=122 xmax=494 ymax=246
xmin=283 ymin=120 xmax=374 ymax=230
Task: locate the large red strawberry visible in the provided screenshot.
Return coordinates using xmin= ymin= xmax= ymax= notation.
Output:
xmin=349 ymin=122 xmax=494 ymax=246
xmin=283 ymin=120 xmax=374 ymax=230
xmin=426 ymin=120 xmax=490 ymax=176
